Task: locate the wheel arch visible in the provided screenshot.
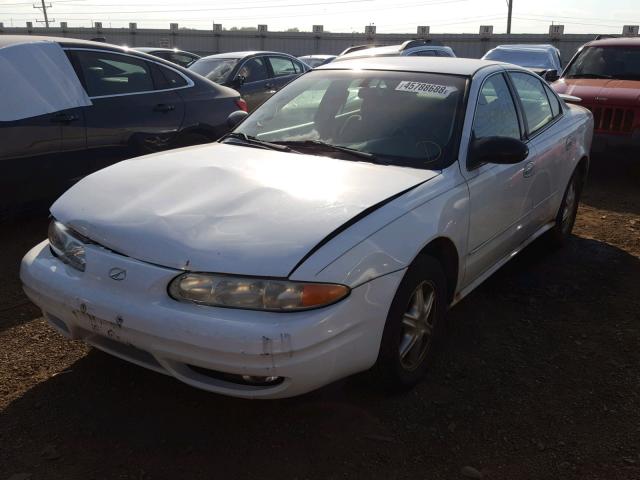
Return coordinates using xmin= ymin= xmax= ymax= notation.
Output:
xmin=415 ymin=236 xmax=460 ymax=306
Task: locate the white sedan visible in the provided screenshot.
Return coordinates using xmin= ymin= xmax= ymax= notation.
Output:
xmin=21 ymin=57 xmax=593 ymax=399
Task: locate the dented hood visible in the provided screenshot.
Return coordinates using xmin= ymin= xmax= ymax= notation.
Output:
xmin=52 ymin=143 xmax=437 ymax=277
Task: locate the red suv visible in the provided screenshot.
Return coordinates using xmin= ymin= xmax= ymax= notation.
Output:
xmin=552 ymin=37 xmax=640 ymax=150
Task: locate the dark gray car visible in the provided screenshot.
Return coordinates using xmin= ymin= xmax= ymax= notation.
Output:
xmin=0 ymin=36 xmax=244 ymax=217
xmin=189 ymin=51 xmax=310 ymax=111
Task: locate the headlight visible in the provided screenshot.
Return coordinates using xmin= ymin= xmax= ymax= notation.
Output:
xmin=168 ymin=273 xmax=350 ymax=311
xmin=48 ymin=220 xmax=88 ymax=272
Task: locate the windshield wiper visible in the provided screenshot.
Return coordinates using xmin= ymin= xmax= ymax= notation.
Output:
xmin=273 ymin=140 xmax=379 ymax=162
xmin=221 ymin=132 xmax=297 ymax=152
xmin=566 ymin=73 xmax=612 ymax=79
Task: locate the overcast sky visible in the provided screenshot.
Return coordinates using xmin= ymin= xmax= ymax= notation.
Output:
xmin=0 ymin=0 xmax=638 ymax=34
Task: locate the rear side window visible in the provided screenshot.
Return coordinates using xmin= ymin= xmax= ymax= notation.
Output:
xmin=72 ymin=50 xmax=154 ymax=97
xmin=157 ymin=65 xmax=188 ymax=88
xmin=269 ymin=57 xmax=298 ymax=77
xmin=473 ymin=74 xmax=521 ymax=140
xmin=543 ymin=83 xmax=562 ymax=117
xmin=509 ymin=72 xmax=553 ymax=133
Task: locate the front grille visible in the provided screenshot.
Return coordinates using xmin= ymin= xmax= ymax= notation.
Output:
xmin=584 ymin=105 xmax=635 ymax=133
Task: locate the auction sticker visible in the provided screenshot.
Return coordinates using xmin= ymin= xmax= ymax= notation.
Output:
xmin=395 ymin=81 xmax=455 ymax=97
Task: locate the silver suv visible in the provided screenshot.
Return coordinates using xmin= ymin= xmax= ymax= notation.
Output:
xmin=335 ymin=40 xmax=456 ymax=61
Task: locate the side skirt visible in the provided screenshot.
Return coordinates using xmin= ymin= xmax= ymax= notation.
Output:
xmin=451 ymin=221 xmax=555 ymax=307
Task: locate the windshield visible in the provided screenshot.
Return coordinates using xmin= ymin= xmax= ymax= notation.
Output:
xmin=189 ymin=58 xmax=238 ymax=83
xmin=484 ymin=49 xmax=553 ymax=69
xmin=564 ymin=46 xmax=640 ymax=80
xmin=231 ymin=70 xmax=466 ymax=169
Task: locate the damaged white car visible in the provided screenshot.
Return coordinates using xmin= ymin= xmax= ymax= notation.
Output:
xmin=21 ymin=57 xmax=593 ymax=398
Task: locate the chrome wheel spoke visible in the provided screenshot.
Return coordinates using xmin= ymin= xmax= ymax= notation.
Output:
xmin=398 ymin=281 xmax=437 ymax=371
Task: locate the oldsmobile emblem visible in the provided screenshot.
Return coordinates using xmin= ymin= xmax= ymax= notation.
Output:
xmin=108 ymin=267 xmax=127 ymax=281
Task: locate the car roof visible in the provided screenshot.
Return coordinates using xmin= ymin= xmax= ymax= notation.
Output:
xmin=337 ymin=43 xmax=452 ymax=60
xmin=197 ymin=51 xmax=295 ymax=60
xmin=584 ymin=37 xmax=640 ymax=47
xmin=317 ymin=56 xmax=504 ymax=76
xmin=492 ymin=44 xmax=557 ymax=51
xmin=0 ymin=34 xmax=114 ymax=49
xmin=133 ymin=47 xmax=195 ymax=54
xmin=299 ymin=54 xmax=335 ymax=59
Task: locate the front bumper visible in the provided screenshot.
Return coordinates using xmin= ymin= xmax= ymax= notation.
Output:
xmin=21 ymin=241 xmax=404 ymax=399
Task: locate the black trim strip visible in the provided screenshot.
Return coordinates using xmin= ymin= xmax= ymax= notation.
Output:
xmin=286 ymin=178 xmax=434 ymax=277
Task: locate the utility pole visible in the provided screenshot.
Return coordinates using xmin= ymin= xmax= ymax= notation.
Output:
xmin=33 ymin=0 xmax=52 ymax=28
xmin=506 ymin=0 xmax=513 ymax=34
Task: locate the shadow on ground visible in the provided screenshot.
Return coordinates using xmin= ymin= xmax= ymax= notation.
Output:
xmin=581 ymin=151 xmax=640 ymax=216
xmin=2 ymin=235 xmax=639 ymax=480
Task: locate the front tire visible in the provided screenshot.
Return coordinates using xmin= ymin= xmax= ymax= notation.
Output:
xmin=374 ymin=255 xmax=448 ymax=390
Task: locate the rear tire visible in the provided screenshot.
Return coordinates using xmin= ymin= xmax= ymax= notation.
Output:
xmin=373 ymin=255 xmax=448 ymax=390
xmin=547 ymin=169 xmax=582 ymax=247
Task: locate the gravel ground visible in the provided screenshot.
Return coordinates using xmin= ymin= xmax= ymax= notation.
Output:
xmin=1 ymin=152 xmax=639 ymax=480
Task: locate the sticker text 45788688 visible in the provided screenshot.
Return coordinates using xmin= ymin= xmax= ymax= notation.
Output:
xmin=395 ymin=81 xmax=456 ymax=97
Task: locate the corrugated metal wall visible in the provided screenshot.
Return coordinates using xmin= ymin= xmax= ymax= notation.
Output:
xmin=0 ymin=27 xmax=598 ymax=63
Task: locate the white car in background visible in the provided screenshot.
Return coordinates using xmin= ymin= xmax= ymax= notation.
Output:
xmin=21 ymin=57 xmax=593 ymax=399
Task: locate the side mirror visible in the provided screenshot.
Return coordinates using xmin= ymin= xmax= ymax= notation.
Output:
xmin=227 ymin=110 xmax=248 ymax=129
xmin=469 ymin=136 xmax=529 ymax=169
xmin=544 ymin=69 xmax=559 ymax=82
xmin=232 ymin=75 xmax=246 ymax=88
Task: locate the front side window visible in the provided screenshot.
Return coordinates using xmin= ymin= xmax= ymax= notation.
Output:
xmin=73 ymin=50 xmax=154 ymax=97
xmin=237 ymin=57 xmax=268 ymax=83
xmin=473 ymin=74 xmax=520 ymax=140
xmin=233 ymin=70 xmax=466 ymax=169
xmin=564 ymin=46 xmax=640 ymax=80
xmin=269 ymin=57 xmax=297 ymax=77
xmin=189 ymin=58 xmax=238 ymax=83
xmin=509 ymin=72 xmax=553 ymax=133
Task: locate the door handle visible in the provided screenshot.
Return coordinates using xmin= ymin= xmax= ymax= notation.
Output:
xmin=565 ymin=137 xmax=575 ymax=151
xmin=265 ymin=83 xmax=275 ymax=89
xmin=523 ymin=161 xmax=535 ymax=178
xmin=51 ymin=112 xmax=79 ymax=123
xmin=153 ymin=104 xmax=175 ymax=113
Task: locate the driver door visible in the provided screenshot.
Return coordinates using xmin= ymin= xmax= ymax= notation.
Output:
xmin=461 ymin=72 xmax=537 ymax=285
xmin=235 ymin=56 xmax=273 ymax=111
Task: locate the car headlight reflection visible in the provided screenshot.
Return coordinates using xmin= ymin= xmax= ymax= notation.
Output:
xmin=48 ymin=220 xmax=88 ymax=272
xmin=168 ymin=273 xmax=350 ymax=311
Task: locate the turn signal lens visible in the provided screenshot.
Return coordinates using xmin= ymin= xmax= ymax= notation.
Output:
xmin=168 ymin=273 xmax=349 ymax=311
xmin=236 ymin=98 xmax=248 ymax=112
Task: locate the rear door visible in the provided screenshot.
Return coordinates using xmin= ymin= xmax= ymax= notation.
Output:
xmin=266 ymin=55 xmax=306 ymax=91
xmin=508 ymin=71 xmax=565 ymax=226
xmin=67 ymin=48 xmax=186 ymax=170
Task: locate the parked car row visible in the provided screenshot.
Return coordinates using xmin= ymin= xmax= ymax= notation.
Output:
xmin=9 ymin=28 xmax=640 ymax=400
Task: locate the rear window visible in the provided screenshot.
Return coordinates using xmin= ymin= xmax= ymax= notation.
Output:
xmin=484 ymin=49 xmax=552 ymax=69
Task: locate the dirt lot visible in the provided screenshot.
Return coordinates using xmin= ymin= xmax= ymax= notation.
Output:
xmin=1 ymin=152 xmax=639 ymax=480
